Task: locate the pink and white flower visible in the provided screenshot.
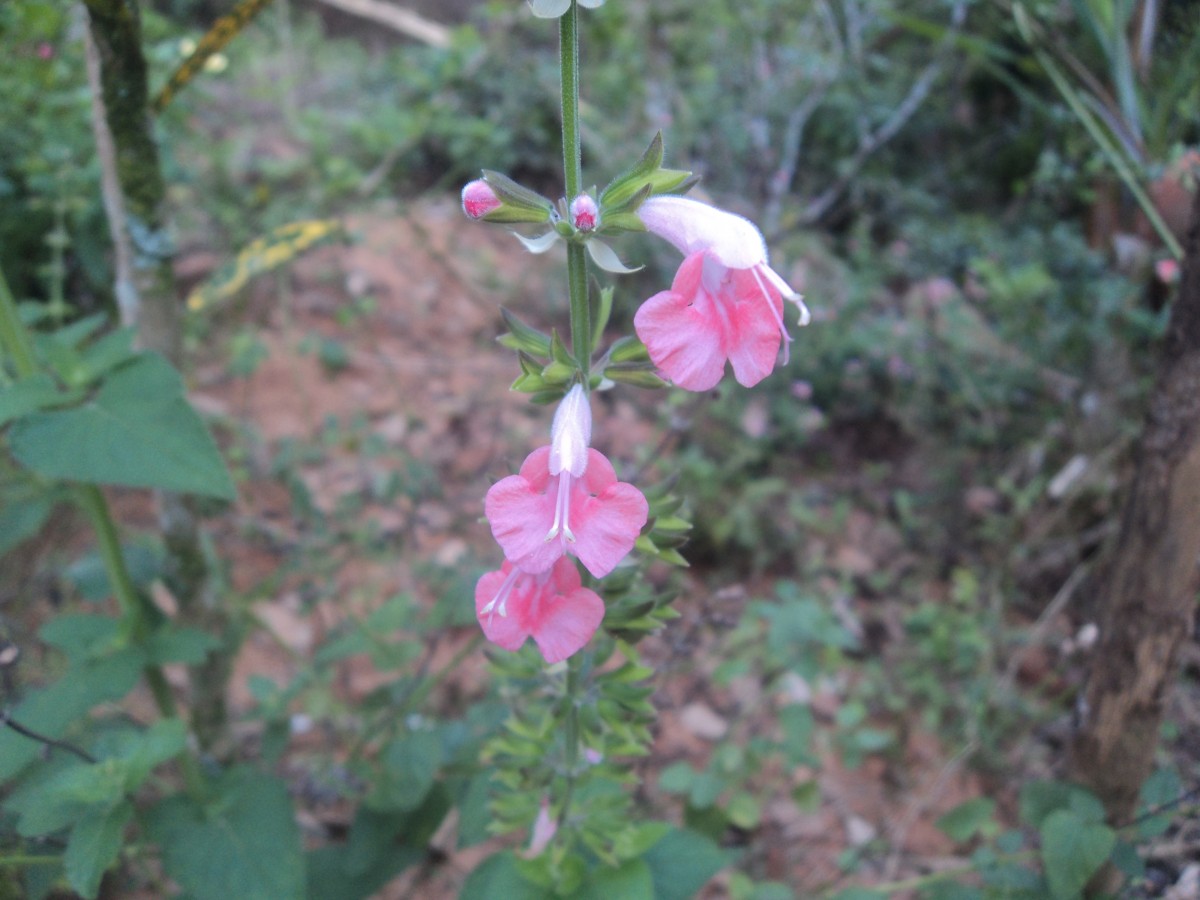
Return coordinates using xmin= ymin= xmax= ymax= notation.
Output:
xmin=485 ymin=386 xmax=647 ymax=578
xmin=569 ymin=193 xmax=599 ymax=232
xmin=476 ymin=559 xmax=605 ymax=664
xmin=461 ymin=179 xmax=501 ymax=219
xmin=634 ymin=195 xmax=810 ymax=391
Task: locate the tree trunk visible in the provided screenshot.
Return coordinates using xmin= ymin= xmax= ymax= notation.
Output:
xmin=1069 ymin=185 xmax=1200 ymax=870
xmin=83 ymin=0 xmax=231 ymax=751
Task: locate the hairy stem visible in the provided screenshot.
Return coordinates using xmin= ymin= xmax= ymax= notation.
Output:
xmin=559 ymin=2 xmax=591 ymax=375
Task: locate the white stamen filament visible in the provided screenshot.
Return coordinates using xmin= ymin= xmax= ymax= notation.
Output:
xmin=751 ymin=266 xmax=793 ymax=365
xmin=545 ymin=472 xmax=576 ymax=544
xmin=480 ymin=565 xmax=523 ymax=621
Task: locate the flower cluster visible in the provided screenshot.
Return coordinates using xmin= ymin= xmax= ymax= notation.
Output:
xmin=464 ymin=146 xmax=808 ymax=663
xmin=477 ymin=384 xmax=648 ymax=662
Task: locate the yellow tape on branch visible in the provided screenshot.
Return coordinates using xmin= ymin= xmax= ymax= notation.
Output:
xmin=186 ymin=219 xmax=344 ymax=312
xmin=152 ymin=0 xmax=276 ymax=113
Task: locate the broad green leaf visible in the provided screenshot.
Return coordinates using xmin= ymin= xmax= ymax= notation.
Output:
xmin=0 ymin=654 xmax=144 ymax=781
xmin=64 ymin=800 xmax=132 ymax=899
xmin=642 ymin=827 xmax=727 ymax=900
xmin=146 ymin=767 xmax=304 ymax=900
xmin=577 ymin=858 xmax=654 ymax=900
xmin=458 ymin=851 xmax=556 ymax=900
xmin=39 ymin=614 xmax=122 ymax=661
xmin=8 ymin=353 xmax=235 ymax=499
xmin=367 ymin=730 xmax=442 ymax=812
xmin=305 ymin=843 xmax=422 ymax=900
xmin=935 ymin=797 xmax=996 ymax=842
xmin=657 ymin=761 xmax=695 ymax=794
xmin=123 ymin=719 xmax=188 ymax=787
xmin=1040 ymin=809 xmax=1115 ymax=900
xmin=145 ymin=626 xmax=220 ymax=665
xmin=0 ymin=372 xmax=72 ymax=425
xmin=1136 ymin=767 xmax=1182 ymax=839
xmin=0 ymin=487 xmax=56 ymax=556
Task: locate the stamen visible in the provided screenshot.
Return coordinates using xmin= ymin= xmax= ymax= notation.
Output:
xmin=481 ymin=565 xmax=523 ymax=621
xmin=751 ymin=266 xmax=794 ymax=364
xmin=545 ymin=472 xmax=576 ymax=543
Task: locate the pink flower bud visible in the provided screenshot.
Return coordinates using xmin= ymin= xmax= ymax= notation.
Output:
xmin=461 ymin=180 xmax=501 ymax=220
xmin=569 ymin=194 xmax=599 ymax=232
xmin=37 ymin=43 xmax=54 ymax=60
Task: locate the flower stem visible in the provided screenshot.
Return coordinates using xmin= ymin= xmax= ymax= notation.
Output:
xmin=74 ymin=484 xmax=208 ymax=799
xmin=559 ymin=2 xmax=591 ymax=377
xmin=557 ymin=651 xmax=582 ymax=828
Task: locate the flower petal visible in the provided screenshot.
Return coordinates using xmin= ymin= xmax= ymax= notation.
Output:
xmin=724 ymin=268 xmax=783 ymax=388
xmin=637 ymin=196 xmax=767 ymax=269
xmin=527 ymin=0 xmax=571 ymax=17
xmin=529 ymin=582 xmax=605 ymax=664
xmin=572 ymin=481 xmax=649 ymax=578
xmin=633 ymin=254 xmax=726 ymax=391
xmin=586 ymin=239 xmax=642 ymax=274
xmin=514 ymin=230 xmax=562 ymax=254
xmin=485 ymin=450 xmax=561 ymax=574
xmin=475 ymin=567 xmax=528 ymax=652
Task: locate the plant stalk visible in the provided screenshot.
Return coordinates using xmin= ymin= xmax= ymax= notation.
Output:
xmin=0 ymin=267 xmax=37 ymax=379
xmin=559 ymin=1 xmax=591 ymax=375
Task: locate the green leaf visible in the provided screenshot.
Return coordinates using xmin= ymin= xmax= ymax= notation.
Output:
xmin=8 ymin=353 xmax=235 ymax=499
xmin=146 ymin=767 xmax=304 ymax=900
xmin=0 ymin=487 xmax=56 ymax=557
xmin=0 ymin=654 xmax=144 ymax=781
xmin=642 ymin=827 xmax=726 ymax=900
xmin=459 ymin=851 xmax=556 ymax=900
xmin=123 ymin=719 xmax=188 ymax=788
xmin=369 ymin=730 xmax=442 ymax=811
xmin=64 ymin=800 xmax=132 ymax=899
xmin=145 ymin=626 xmax=220 ymax=665
xmin=936 ymin=797 xmax=996 ymax=842
xmin=0 ymin=372 xmax=74 ymax=425
xmin=577 ymin=859 xmax=654 ymax=900
xmin=1136 ymin=767 xmax=1182 ymax=839
xmin=498 ymin=307 xmax=553 ymax=358
xmin=657 ymin=762 xmax=695 ymax=794
xmin=1040 ymin=809 xmax=1115 ymax=900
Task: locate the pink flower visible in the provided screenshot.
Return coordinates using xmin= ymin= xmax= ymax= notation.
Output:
xmin=486 ymin=445 xmax=647 ymax=578
xmin=461 ymin=179 xmax=501 ymax=219
xmin=634 ymin=196 xmax=810 ymax=391
xmin=570 ymin=193 xmax=598 ymax=232
xmin=476 ymin=559 xmax=605 ymax=664
xmin=485 ymin=386 xmax=646 ymax=577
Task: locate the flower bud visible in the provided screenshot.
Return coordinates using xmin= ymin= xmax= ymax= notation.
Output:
xmin=569 ymin=193 xmax=599 ymax=232
xmin=461 ymin=180 xmax=502 ymax=220
xmin=549 ymin=384 xmax=591 ymax=478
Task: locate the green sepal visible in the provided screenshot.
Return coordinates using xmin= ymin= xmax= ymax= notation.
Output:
xmin=601 ymin=133 xmax=663 ymax=206
xmin=600 ymin=132 xmax=696 ymax=210
xmin=608 ymin=336 xmax=650 ymax=364
xmin=549 ymin=329 xmax=576 ymax=368
xmin=591 ymin=285 xmax=615 ymax=348
xmin=498 ymin=308 xmax=553 ymax=358
xmin=604 ymin=365 xmax=668 ymax=389
xmin=478 ymin=170 xmax=555 ymax=224
xmin=542 ymin=360 xmax=577 ymax=384
xmin=529 ymin=389 xmax=567 ymax=405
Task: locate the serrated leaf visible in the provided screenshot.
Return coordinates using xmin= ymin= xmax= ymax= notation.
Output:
xmin=146 ymin=767 xmax=304 ymax=900
xmin=65 ymin=801 xmax=132 ymax=899
xmin=1040 ymin=809 xmax=1114 ymax=899
xmin=8 ymin=354 xmax=235 ymax=499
